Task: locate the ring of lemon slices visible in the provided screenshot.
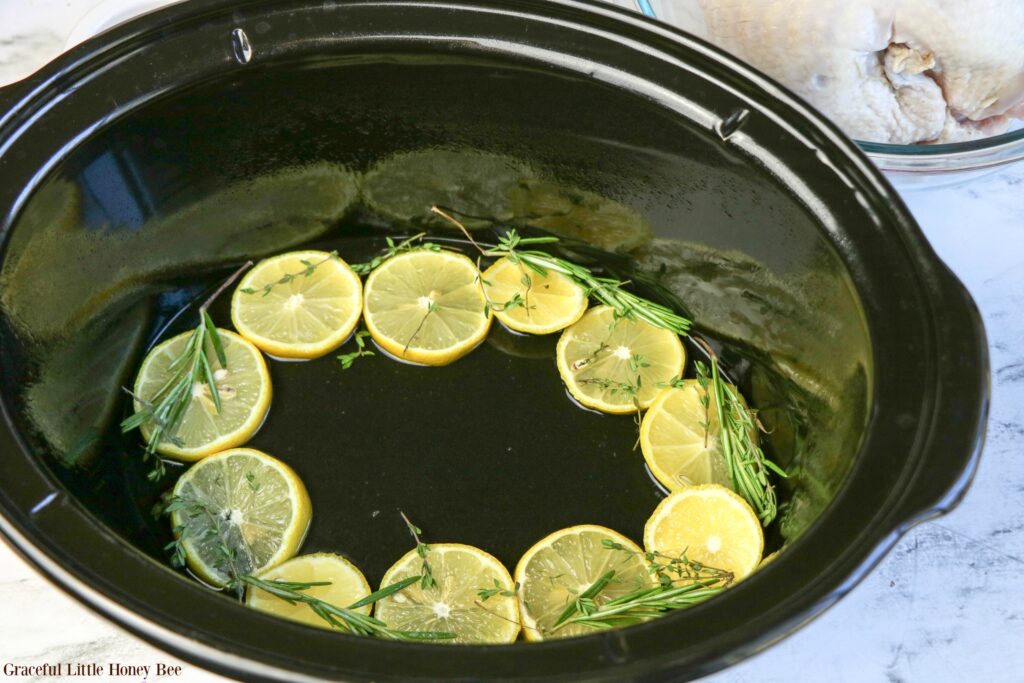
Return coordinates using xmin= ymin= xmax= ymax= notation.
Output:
xmin=129 ymin=239 xmax=775 ymax=644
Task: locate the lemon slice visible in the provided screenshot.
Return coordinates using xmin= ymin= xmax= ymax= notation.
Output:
xmin=170 ymin=448 xmax=312 ymax=587
xmin=246 ymin=553 xmax=371 ymax=628
xmin=363 ymin=250 xmax=491 ymax=366
xmin=514 ymin=525 xmax=654 ymax=641
xmin=643 ymin=485 xmax=763 ymax=582
xmin=231 ymin=251 xmax=363 ymax=359
xmin=134 ymin=329 xmax=271 ymax=460
xmin=556 ymin=306 xmax=685 ymax=414
xmin=374 ymin=543 xmax=519 ymax=644
xmin=481 ymin=257 xmax=587 ymax=335
xmin=640 ymin=381 xmax=735 ymax=492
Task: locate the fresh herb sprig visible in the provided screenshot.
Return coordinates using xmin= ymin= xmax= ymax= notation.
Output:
xmin=240 ymin=252 xmax=337 ymax=297
xmin=477 ymin=579 xmax=517 ymax=602
xmin=694 ymin=342 xmax=787 ymax=526
xmin=337 ymin=330 xmax=376 ymax=369
xmin=241 ymin=574 xmax=454 ymax=641
xmin=550 ymin=570 xmax=727 ymax=632
xmin=165 ymin=496 xmax=453 ymax=641
xmin=601 ymin=540 xmax=734 ymax=586
xmin=477 ymin=266 xmax=527 ymax=319
xmin=430 ymin=207 xmax=691 ymax=336
xmin=549 ymin=544 xmax=732 ymax=633
xmin=121 ymin=262 xmax=251 ymax=480
xmin=351 ymin=233 xmax=442 ymax=275
xmin=401 ymin=511 xmax=437 ymax=590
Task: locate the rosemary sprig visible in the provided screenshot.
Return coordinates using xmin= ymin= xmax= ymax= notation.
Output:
xmin=551 ymin=571 xmax=726 ymax=632
xmin=351 ymin=233 xmax=442 ymax=275
xmin=121 ymin=262 xmax=251 ymax=480
xmin=695 ymin=368 xmax=712 ymax=448
xmin=165 ymin=496 xmax=453 ymax=640
xmin=694 ymin=341 xmax=787 ymax=526
xmin=549 ymin=544 xmax=732 ymax=633
xmin=430 ymin=206 xmax=691 ymax=336
xmin=239 ymin=252 xmax=337 ymax=296
xmin=241 ymin=574 xmax=454 ymax=641
xmin=400 ymin=511 xmax=437 ymax=590
xmin=337 ymin=330 xmax=376 ymax=369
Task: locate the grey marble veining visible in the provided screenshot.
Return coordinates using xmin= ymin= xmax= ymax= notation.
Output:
xmin=0 ymin=3 xmax=1022 ymax=682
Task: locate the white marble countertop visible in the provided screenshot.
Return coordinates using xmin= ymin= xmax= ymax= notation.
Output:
xmin=1 ymin=2 xmax=1022 ymax=682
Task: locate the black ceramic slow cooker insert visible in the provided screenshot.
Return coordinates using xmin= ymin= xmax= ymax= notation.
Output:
xmin=0 ymin=1 xmax=988 ymax=681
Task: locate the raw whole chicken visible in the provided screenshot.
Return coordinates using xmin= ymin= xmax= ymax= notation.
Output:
xmin=697 ymin=0 xmax=1024 ymax=144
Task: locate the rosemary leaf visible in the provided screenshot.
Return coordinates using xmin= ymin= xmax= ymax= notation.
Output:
xmin=203 ymin=310 xmax=227 ymax=367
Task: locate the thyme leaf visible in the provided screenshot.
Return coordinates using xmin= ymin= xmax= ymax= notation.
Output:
xmin=337 ymin=330 xmax=376 ymax=370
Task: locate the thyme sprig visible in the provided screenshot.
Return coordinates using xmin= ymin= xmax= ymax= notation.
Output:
xmin=351 ymin=233 xmax=442 ymax=275
xmin=404 ymin=301 xmax=439 ymax=354
xmin=477 ymin=578 xmax=517 ymax=602
xmin=477 ymin=264 xmax=527 ymax=319
xmin=694 ymin=341 xmax=787 ymax=526
xmin=240 ymin=252 xmax=337 ymax=296
xmin=430 ymin=206 xmax=691 ymax=336
xmin=337 ymin=330 xmax=375 ymax=369
xmin=549 ymin=545 xmax=732 ymax=633
xmin=601 ymin=540 xmax=734 ymax=586
xmin=121 ymin=262 xmax=251 ymax=480
xmin=401 ymin=511 xmax=437 ymax=590
xmin=165 ymin=496 xmax=453 ymax=640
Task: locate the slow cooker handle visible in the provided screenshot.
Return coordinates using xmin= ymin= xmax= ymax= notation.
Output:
xmin=895 ymin=266 xmax=989 ymax=529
